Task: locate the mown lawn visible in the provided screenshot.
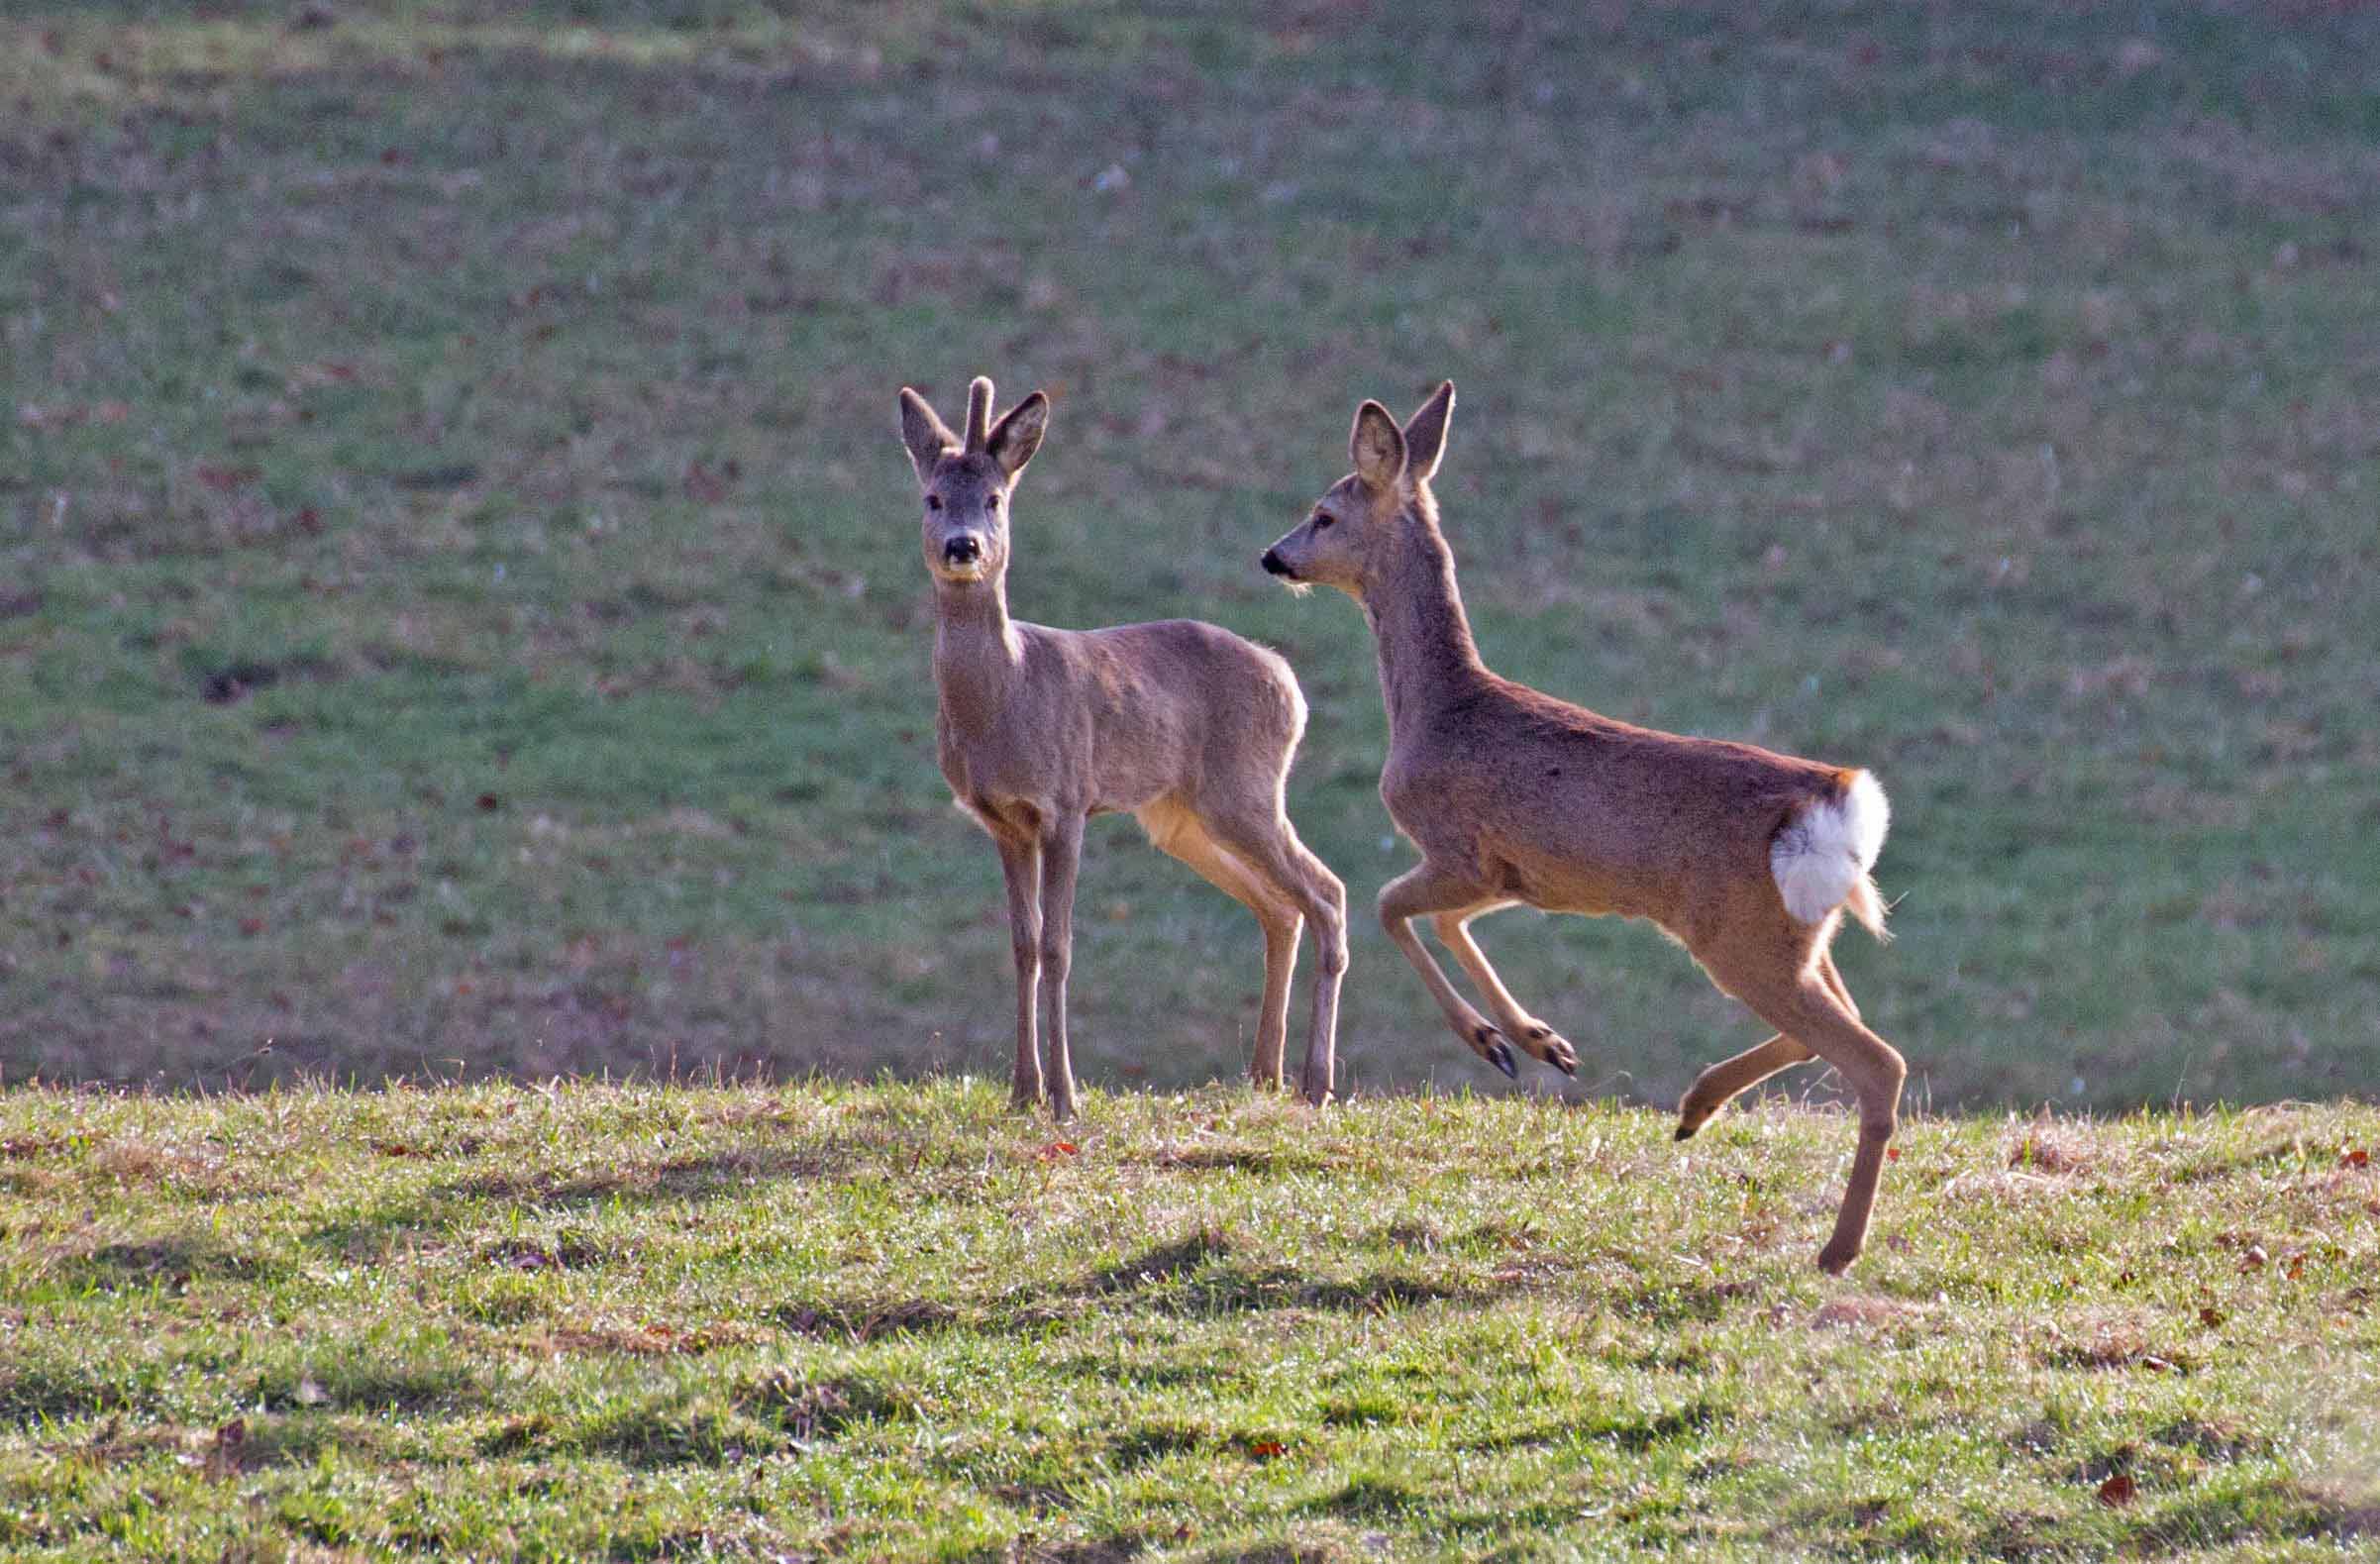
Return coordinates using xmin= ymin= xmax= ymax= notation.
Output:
xmin=0 ymin=1081 xmax=2374 ymax=1559
xmin=3 ymin=2 xmax=2377 ymax=1107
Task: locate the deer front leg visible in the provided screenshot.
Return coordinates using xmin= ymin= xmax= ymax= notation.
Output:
xmin=1036 ymin=812 xmax=1087 ymax=1121
xmin=1431 ymin=906 xmax=1577 ymax=1078
xmin=1378 ymin=862 xmax=1516 ymax=1080
xmin=994 ymin=834 xmax=1044 ymax=1109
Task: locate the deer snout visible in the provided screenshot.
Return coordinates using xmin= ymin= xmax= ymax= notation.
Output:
xmin=1260 ymin=547 xmax=1293 ymax=577
xmin=943 ymin=534 xmax=983 ymax=568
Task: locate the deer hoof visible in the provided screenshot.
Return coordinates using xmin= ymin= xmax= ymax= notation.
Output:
xmin=1483 ymin=1038 xmax=1518 ymax=1079
xmin=1507 ymin=1022 xmax=1577 ymax=1078
xmin=1815 ymin=1240 xmax=1860 ymax=1276
xmin=1674 ymin=1093 xmax=1718 ymax=1140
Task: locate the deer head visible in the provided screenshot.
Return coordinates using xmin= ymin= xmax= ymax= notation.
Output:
xmin=1261 ymin=379 xmax=1454 ymax=596
xmin=897 ymin=375 xmax=1050 ymax=585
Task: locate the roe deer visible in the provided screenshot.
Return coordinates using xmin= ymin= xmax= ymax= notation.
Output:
xmin=1261 ymin=380 xmax=1903 ymax=1273
xmin=898 ymin=375 xmax=1348 ymax=1118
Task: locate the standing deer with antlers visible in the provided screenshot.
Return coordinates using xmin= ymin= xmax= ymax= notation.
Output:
xmin=899 ymin=375 xmax=1349 ymax=1119
xmin=1261 ymin=380 xmax=1904 ymax=1273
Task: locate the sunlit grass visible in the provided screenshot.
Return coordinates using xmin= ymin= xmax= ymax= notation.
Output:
xmin=0 ymin=1080 xmax=2374 ymax=1557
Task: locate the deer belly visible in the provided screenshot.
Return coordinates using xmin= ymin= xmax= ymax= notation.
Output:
xmin=1488 ymin=836 xmax=1636 ymax=920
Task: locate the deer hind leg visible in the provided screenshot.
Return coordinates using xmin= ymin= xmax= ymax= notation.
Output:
xmin=1431 ymin=905 xmax=1577 ymax=1079
xmin=1676 ymin=949 xmax=1861 ymax=1137
xmin=1200 ymin=806 xmax=1346 ymax=1107
xmin=1714 ymin=946 xmax=1906 ymax=1275
xmin=992 ymin=831 xmax=1045 ymax=1110
xmin=1139 ymin=801 xmax=1303 ymax=1092
xmin=1674 ymin=1033 xmax=1813 ymax=1141
xmin=1035 ymin=812 xmax=1087 ymax=1122
xmin=1378 ymin=862 xmax=1518 ymax=1081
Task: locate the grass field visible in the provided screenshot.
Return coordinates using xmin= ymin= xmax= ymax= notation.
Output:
xmin=4 ymin=1 xmax=2378 ymax=1109
xmin=0 ymin=1081 xmax=2373 ymax=1559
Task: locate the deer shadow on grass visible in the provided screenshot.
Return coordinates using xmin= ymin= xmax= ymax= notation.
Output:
xmin=432 ymin=1145 xmax=841 ymax=1210
xmin=47 ymin=1234 xmax=271 ymax=1295
xmin=768 ymin=1223 xmax=1529 ymax=1358
xmin=1031 ymin=1225 xmax=1526 ymax=1335
xmin=295 ymin=1143 xmax=859 ymax=1266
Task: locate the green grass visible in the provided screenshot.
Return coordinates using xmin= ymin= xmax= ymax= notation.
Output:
xmin=0 ymin=1080 xmax=2374 ymax=1558
xmin=3 ymin=1 xmax=2378 ymax=1109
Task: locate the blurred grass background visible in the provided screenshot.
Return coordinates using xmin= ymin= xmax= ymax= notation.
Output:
xmin=1 ymin=0 xmax=2374 ymax=1109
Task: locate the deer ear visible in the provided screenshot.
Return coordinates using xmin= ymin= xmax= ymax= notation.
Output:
xmin=1350 ymin=399 xmax=1407 ymax=490
xmin=985 ymin=391 xmax=1049 ymax=479
xmin=898 ymin=387 xmax=958 ymax=485
xmin=1401 ymin=380 xmax=1454 ymax=483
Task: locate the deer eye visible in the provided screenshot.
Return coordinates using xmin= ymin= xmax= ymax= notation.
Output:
xmin=985 ymin=492 xmax=1000 ymax=508
xmin=1312 ymin=511 xmax=1335 ymax=530
xmin=926 ymin=494 xmax=942 ymax=511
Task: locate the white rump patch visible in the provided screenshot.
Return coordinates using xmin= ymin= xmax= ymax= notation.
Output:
xmin=1770 ymin=770 xmax=1891 ymax=925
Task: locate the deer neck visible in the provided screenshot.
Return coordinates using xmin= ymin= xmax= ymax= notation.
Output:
xmin=931 ymin=573 xmax=1024 ymax=734
xmin=1361 ymin=504 xmax=1487 ymax=743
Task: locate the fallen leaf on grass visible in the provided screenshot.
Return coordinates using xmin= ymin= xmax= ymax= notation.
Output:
xmin=1249 ymin=1440 xmax=1287 ymax=1460
xmin=18 ymin=401 xmax=129 ymax=431
xmin=205 ymin=1417 xmax=248 ymax=1480
xmin=2114 ymin=39 xmax=2164 ymax=77
xmin=2344 ymin=1147 xmax=2370 ymax=1169
xmin=681 ymin=460 xmax=738 ymax=503
xmin=1035 ymin=1140 xmax=1079 ymax=1162
xmin=2097 ymin=1473 xmax=2136 ymax=1507
xmin=286 ymin=362 xmax=358 ymax=390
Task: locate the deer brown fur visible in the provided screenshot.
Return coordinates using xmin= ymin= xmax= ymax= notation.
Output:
xmin=1262 ymin=380 xmax=1904 ymax=1273
xmin=899 ymin=375 xmax=1348 ymax=1118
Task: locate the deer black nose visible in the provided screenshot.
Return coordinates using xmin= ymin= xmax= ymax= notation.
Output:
xmin=944 ymin=535 xmax=982 ymax=567
xmin=1260 ymin=548 xmax=1289 ymax=576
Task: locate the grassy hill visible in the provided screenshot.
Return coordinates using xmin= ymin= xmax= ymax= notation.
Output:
xmin=3 ymin=1 xmax=2378 ymax=1107
xmin=0 ymin=1081 xmax=2374 ymax=1558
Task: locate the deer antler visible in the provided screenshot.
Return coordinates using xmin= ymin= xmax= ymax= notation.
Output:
xmin=963 ymin=375 xmax=995 ymax=453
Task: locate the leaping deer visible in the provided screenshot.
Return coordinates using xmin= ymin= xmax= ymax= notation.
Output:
xmin=899 ymin=375 xmax=1349 ymax=1119
xmin=1261 ymin=381 xmax=1904 ymax=1273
